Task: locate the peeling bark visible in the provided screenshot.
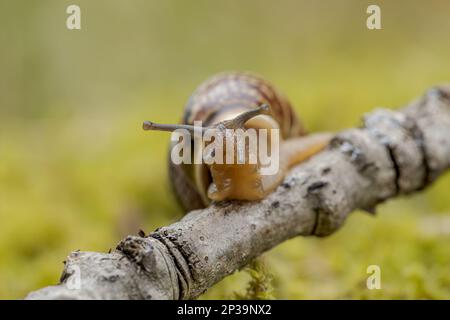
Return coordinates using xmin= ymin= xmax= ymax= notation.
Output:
xmin=26 ymin=85 xmax=450 ymax=300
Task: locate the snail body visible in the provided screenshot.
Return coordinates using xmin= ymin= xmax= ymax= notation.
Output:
xmin=144 ymin=72 xmax=331 ymax=211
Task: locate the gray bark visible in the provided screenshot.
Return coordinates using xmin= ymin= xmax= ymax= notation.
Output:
xmin=26 ymin=85 xmax=450 ymax=300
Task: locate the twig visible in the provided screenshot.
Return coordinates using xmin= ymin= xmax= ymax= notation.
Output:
xmin=26 ymin=85 xmax=450 ymax=300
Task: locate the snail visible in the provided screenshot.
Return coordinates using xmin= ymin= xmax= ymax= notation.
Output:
xmin=143 ymin=72 xmax=332 ymax=211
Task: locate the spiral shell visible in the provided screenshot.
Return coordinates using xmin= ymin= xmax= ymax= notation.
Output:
xmin=169 ymin=72 xmax=306 ymax=211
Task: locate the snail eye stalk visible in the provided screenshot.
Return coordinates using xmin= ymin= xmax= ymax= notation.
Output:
xmin=220 ymin=104 xmax=271 ymax=129
xmin=143 ymin=104 xmax=270 ymax=134
xmin=143 ymin=121 xmax=208 ymax=134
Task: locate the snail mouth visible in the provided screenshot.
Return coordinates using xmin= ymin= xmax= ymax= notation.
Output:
xmin=207 ymin=163 xmax=265 ymax=202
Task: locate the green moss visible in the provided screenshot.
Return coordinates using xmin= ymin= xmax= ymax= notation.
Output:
xmin=0 ymin=0 xmax=449 ymax=299
xmin=233 ymin=259 xmax=275 ymax=300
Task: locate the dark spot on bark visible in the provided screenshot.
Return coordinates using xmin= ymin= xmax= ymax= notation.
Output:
xmin=307 ymin=181 xmax=328 ymax=193
xmin=310 ymin=207 xmax=321 ymax=235
xmin=204 ymin=256 xmax=209 ymax=262
xmin=405 ymin=116 xmax=430 ymax=190
xmin=322 ymin=167 xmax=331 ymax=175
xmin=271 ymin=201 xmax=280 ymax=208
xmin=281 ymin=182 xmax=291 ymax=189
xmin=386 ymin=145 xmax=400 ymax=194
xmin=102 ymin=275 xmax=119 ymax=282
xmin=138 ymin=229 xmax=146 ymax=237
xmin=199 ymin=236 xmax=205 ymax=241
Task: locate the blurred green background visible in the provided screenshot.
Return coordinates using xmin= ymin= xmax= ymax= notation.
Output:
xmin=0 ymin=0 xmax=449 ymax=299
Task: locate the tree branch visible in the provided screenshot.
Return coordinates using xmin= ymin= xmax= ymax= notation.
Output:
xmin=26 ymin=85 xmax=450 ymax=300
